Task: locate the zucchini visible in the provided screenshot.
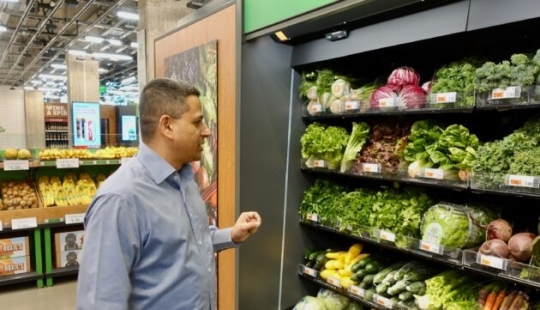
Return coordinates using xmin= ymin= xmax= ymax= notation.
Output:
xmin=365 ymin=261 xmax=381 ymax=274
xmin=393 ymin=261 xmax=420 ymax=281
xmin=403 ymin=266 xmax=438 ymax=282
xmin=375 ymin=284 xmax=388 ymax=295
xmin=373 ymin=262 xmax=406 ymax=285
xmin=352 ymin=257 xmax=372 ymax=272
xmin=382 ymin=271 xmax=398 ymax=286
xmin=359 ymin=281 xmax=371 ymax=289
xmin=387 ymin=279 xmax=409 ymax=296
xmin=405 ymin=281 xmax=426 ymax=294
xmin=363 ymin=274 xmax=375 ymax=285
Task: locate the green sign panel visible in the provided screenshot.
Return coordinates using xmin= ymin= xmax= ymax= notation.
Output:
xmin=243 ymin=0 xmax=335 ymax=34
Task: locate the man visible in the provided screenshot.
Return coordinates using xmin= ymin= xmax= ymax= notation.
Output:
xmin=77 ymin=78 xmax=261 ymax=310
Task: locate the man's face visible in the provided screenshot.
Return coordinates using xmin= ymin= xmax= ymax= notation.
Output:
xmin=170 ymin=95 xmax=211 ymax=164
xmin=66 ymin=235 xmax=76 ymax=245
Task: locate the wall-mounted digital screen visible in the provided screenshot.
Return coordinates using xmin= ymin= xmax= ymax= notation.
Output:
xmin=72 ymin=101 xmax=102 ymax=148
xmin=121 ymin=115 xmax=138 ymax=141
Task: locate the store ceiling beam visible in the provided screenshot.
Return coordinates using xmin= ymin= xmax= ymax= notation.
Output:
xmin=0 ymin=0 xmax=36 ymax=72
xmin=0 ymin=0 xmax=66 ymax=85
xmin=23 ymin=0 xmax=130 ymax=86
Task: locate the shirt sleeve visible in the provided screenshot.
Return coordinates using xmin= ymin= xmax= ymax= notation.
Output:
xmin=209 ymin=226 xmax=240 ymax=252
xmin=77 ymin=193 xmax=142 ymax=310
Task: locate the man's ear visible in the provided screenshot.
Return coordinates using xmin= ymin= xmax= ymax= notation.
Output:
xmin=158 ymin=115 xmax=174 ymax=140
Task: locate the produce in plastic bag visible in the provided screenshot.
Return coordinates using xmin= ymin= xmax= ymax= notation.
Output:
xmin=420 ymin=202 xmax=496 ymax=249
xmin=317 ymin=288 xmax=350 ymax=310
xmin=292 ymin=296 xmax=328 ymax=310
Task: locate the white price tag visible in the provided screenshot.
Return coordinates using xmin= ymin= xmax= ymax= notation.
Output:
xmin=121 ymin=157 xmax=131 ymax=165
xmin=310 ymin=103 xmax=322 ymax=113
xmin=507 ymin=175 xmax=538 ymax=188
xmin=306 ymin=213 xmax=319 ymax=223
xmin=419 ymin=240 xmax=443 ymax=255
xmin=303 ymin=266 xmax=317 ymax=277
xmin=349 ymin=285 xmax=365 ymax=298
xmin=362 ymin=163 xmax=381 ymax=173
xmin=424 ymin=168 xmax=444 ymax=180
xmin=65 ymin=213 xmax=85 ymax=225
xmin=433 ymin=92 xmax=457 ymax=104
xmin=312 ymin=160 xmax=326 ymax=168
xmin=375 ymin=294 xmax=394 ymax=308
xmin=478 ymin=254 xmax=507 ymax=270
xmin=3 ymin=160 xmax=30 ymax=171
xmin=492 ymin=86 xmax=521 ymax=99
xmin=379 ymin=230 xmax=396 ymax=242
xmin=327 ymin=276 xmax=342 ymax=288
xmin=11 ymin=217 xmax=38 ymax=230
xmin=344 ymin=101 xmax=359 ymax=110
xmin=379 ymin=97 xmax=396 ymax=108
xmin=56 ymin=158 xmax=80 ymax=169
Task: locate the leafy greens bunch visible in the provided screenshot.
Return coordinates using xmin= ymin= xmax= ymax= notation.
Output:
xmin=475 ymin=53 xmax=540 ymax=93
xmin=430 ymin=60 xmax=477 ymax=107
xmin=473 ymin=117 xmax=540 ymax=187
xmin=300 ymin=180 xmax=433 ymax=248
xmin=300 ymin=122 xmax=350 ymax=170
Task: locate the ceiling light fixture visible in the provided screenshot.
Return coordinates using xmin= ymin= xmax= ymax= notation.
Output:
xmin=93 ymin=52 xmax=132 ymax=61
xmin=38 ymin=87 xmax=61 ymax=92
xmin=117 ymin=11 xmax=139 ymax=20
xmin=85 ymin=36 xmax=105 ymax=44
xmin=274 ymin=31 xmax=289 ymax=42
xmin=39 ymin=74 xmax=67 ymax=80
xmin=51 ymin=63 xmax=67 ymax=70
xmin=68 ymin=49 xmax=87 ymax=56
xmin=108 ymin=39 xmax=122 ymax=46
xmin=98 ymin=68 xmax=109 ymax=74
xmin=24 ymin=86 xmax=35 ymax=91
xmin=4 ymin=0 xmax=19 ymax=2
xmin=0 ymin=25 xmax=7 ymax=32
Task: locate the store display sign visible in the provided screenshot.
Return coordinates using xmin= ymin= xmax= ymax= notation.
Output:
xmin=72 ymin=102 xmax=102 ymax=148
xmin=11 ymin=217 xmax=37 ymax=230
xmin=121 ymin=115 xmax=138 ymax=141
xmin=44 ymin=103 xmax=68 ymax=118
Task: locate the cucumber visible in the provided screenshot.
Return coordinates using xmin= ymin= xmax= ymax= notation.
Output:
xmin=365 ymin=261 xmax=381 ymax=274
xmin=375 ymin=284 xmax=388 ymax=295
xmin=403 ymin=266 xmax=438 ymax=282
xmin=394 ymin=261 xmax=420 ymax=281
xmin=399 ymin=291 xmax=414 ymax=301
xmin=359 ymin=281 xmax=371 ymax=289
xmin=363 ymin=274 xmax=375 ymax=285
xmin=373 ymin=262 xmax=406 ymax=285
xmin=364 ymin=288 xmax=376 ymax=301
xmin=382 ymin=271 xmax=398 ymax=286
xmin=353 ymin=269 xmax=369 ymax=282
xmin=387 ymin=279 xmax=409 ymax=296
xmin=405 ymin=281 xmax=426 ymax=294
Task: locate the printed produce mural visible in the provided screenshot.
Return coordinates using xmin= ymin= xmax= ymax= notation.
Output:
xmin=164 ymin=41 xmax=218 ymax=226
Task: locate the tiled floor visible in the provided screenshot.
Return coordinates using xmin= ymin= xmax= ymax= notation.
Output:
xmin=0 ymin=277 xmax=77 ymax=310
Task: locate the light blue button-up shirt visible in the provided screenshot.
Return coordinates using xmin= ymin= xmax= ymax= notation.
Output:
xmin=77 ymin=143 xmax=236 ymax=310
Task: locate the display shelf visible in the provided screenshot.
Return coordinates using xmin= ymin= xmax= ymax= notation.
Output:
xmin=0 ymin=272 xmax=42 ymax=287
xmin=470 ymin=172 xmax=540 ymax=199
xmin=45 ymin=130 xmax=69 ymax=133
xmin=0 ymin=204 xmax=88 ymax=228
xmin=300 ymin=221 xmax=463 ymax=268
xmin=301 ymin=165 xmax=468 ymax=191
xmin=302 ymin=106 xmax=474 ymax=121
xmin=463 ymin=249 xmax=540 ymax=290
xmin=0 ymin=160 xmax=40 ymax=170
xmin=38 ymin=159 xmax=122 ymax=167
xmin=298 ymin=265 xmax=387 ymax=310
xmin=46 ymin=266 xmax=79 ymax=278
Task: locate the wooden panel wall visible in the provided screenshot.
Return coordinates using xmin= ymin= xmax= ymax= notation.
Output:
xmin=24 ymin=91 xmax=46 ymax=149
xmin=99 ymin=105 xmax=117 ymax=146
xmin=67 ymin=54 xmax=100 ymax=148
xmin=154 ymin=4 xmax=238 ymax=309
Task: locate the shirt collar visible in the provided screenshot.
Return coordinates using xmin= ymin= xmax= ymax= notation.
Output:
xmin=137 ymin=143 xmax=194 ymax=184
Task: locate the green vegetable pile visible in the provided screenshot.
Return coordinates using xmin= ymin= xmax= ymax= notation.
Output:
xmin=300 ymin=180 xmax=433 ymax=247
xmin=472 ymin=117 xmax=540 ymax=188
xmin=340 ymin=122 xmax=370 ymax=173
xmin=430 ymin=60 xmax=477 ymax=107
xmin=475 ymin=52 xmax=540 ymax=104
xmin=403 ymin=120 xmax=479 ymax=179
xmin=301 ymin=122 xmax=350 ymax=170
xmin=415 ymin=270 xmax=481 ymax=310
xmin=420 ymin=202 xmax=496 ymax=249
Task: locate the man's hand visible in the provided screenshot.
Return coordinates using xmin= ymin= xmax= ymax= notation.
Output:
xmin=231 ymin=212 xmax=261 ymax=243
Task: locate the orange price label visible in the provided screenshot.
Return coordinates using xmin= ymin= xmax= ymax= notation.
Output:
xmin=492 ymin=91 xmax=504 ymax=98
xmin=424 ymin=168 xmax=444 ymax=180
xmin=349 ymin=285 xmax=365 ymax=298
xmin=306 ymin=213 xmax=319 ymax=223
xmin=344 ymin=101 xmax=359 ymax=110
xmin=303 ymin=266 xmax=317 ymax=277
xmin=478 ymin=254 xmax=506 ymax=270
xmin=327 ymin=276 xmax=342 ymax=288
xmin=507 ymin=175 xmax=537 ymax=188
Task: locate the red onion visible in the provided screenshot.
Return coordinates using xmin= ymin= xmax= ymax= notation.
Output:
xmin=398 ymin=85 xmax=426 ymax=110
xmin=486 ymin=219 xmax=513 ymax=242
xmin=479 ymin=239 xmax=510 ymax=258
xmin=369 ymin=86 xmax=398 ymax=110
xmin=508 ymin=232 xmax=535 ymax=262
xmin=387 ymin=66 xmax=420 ymax=91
